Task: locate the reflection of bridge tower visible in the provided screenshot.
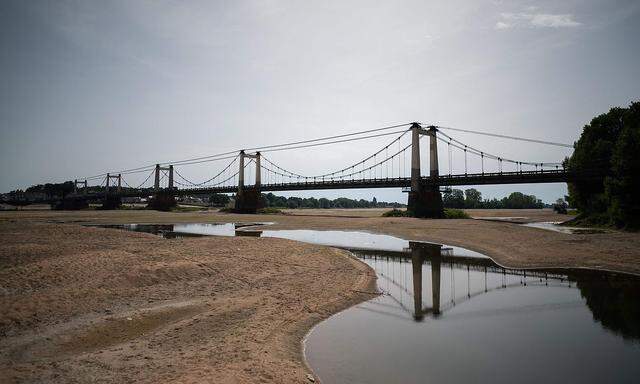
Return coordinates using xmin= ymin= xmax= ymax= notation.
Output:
xmin=410 ymin=241 xmax=442 ymax=321
xmin=234 ymin=150 xmax=263 ymax=213
xmin=408 ymin=123 xmax=444 ymax=218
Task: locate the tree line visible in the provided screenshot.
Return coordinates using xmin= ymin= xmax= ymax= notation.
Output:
xmin=443 ymin=188 xmax=545 ymax=209
xmin=260 ymin=193 xmax=404 ymax=209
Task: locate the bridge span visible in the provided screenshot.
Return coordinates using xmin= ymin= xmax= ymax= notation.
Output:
xmin=24 ymin=122 xmax=599 ymax=216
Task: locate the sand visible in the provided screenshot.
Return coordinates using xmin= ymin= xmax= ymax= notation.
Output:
xmin=0 ymin=220 xmax=375 ymax=383
xmin=1 ymin=208 xmax=639 ymax=383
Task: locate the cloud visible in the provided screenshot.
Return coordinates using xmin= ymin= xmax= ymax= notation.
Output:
xmin=496 ymin=11 xmax=581 ymax=30
xmin=529 ymin=14 xmax=581 ymax=28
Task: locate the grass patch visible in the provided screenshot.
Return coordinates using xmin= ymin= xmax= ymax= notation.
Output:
xmin=171 ymin=206 xmax=207 ymax=212
xmin=257 ymin=207 xmax=285 ymax=215
xmin=117 ymin=205 xmax=146 ymax=211
xmin=383 ymin=208 xmax=470 ymax=219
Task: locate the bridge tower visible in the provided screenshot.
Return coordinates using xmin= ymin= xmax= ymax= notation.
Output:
xmin=148 ymin=164 xmax=177 ymax=211
xmin=100 ymin=173 xmax=123 ymax=209
xmin=407 ymin=123 xmax=444 ymax=218
xmin=234 ymin=151 xmax=263 ymax=213
xmin=73 ymin=179 xmax=88 ymax=195
xmin=56 ymin=179 xmax=90 ymax=210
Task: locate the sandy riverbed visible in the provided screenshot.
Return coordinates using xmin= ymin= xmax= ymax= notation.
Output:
xmin=1 ymin=209 xmax=639 ymax=383
xmin=0 ymin=219 xmax=375 ymax=383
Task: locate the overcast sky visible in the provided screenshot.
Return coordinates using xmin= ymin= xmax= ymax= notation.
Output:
xmin=1 ymin=0 xmax=639 ymax=203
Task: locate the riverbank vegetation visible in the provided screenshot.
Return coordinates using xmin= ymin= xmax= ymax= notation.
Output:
xmin=383 ymin=208 xmax=469 ymax=219
xmin=565 ymin=101 xmax=639 ymax=229
xmin=443 ymin=188 xmax=546 ymax=209
xmin=260 ymin=193 xmax=404 ymax=209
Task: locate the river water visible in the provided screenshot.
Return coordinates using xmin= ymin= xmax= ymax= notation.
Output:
xmin=88 ymin=222 xmax=640 ymax=383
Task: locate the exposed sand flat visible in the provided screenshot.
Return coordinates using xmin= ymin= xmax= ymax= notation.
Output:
xmin=1 ymin=208 xmax=640 ymax=383
xmin=0 ymin=220 xmax=375 ymax=383
xmin=2 ymin=208 xmax=638 ymax=273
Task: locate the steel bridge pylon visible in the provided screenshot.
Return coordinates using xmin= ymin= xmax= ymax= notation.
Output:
xmin=100 ymin=173 xmax=123 ymax=209
xmin=408 ymin=123 xmax=444 ymax=218
xmin=146 ymin=164 xmax=177 ymax=211
xmin=234 ymin=151 xmax=263 ymax=213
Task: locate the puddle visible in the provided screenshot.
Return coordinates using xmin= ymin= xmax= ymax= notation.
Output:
xmin=86 ymin=222 xmax=640 ymax=383
xmin=85 ymin=223 xmax=270 ymax=239
xmin=523 ymin=221 xmax=607 ymax=234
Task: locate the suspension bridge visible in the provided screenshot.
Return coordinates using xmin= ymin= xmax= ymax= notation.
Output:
xmin=46 ymin=122 xmax=602 ymax=216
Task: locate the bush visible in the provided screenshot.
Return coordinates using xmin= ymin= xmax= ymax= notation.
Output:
xmin=444 ymin=208 xmax=470 ymax=219
xmin=553 ymin=204 xmax=568 ymax=214
xmin=382 ymin=209 xmax=409 ymax=217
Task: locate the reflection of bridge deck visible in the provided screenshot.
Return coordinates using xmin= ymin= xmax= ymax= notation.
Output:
xmin=353 ymin=248 xmax=567 ymax=280
xmin=354 ymin=245 xmax=572 ymax=321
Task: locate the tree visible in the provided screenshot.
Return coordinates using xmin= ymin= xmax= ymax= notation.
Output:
xmin=553 ymin=198 xmax=568 ymax=214
xmin=318 ymin=198 xmax=331 ymax=208
xmin=566 ymin=101 xmax=640 ymax=228
xmin=464 ymin=188 xmax=482 ymax=209
xmin=443 ymin=189 xmax=465 ymax=208
xmin=209 ymin=193 xmax=230 ymax=207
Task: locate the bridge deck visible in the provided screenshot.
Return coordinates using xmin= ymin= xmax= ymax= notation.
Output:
xmin=11 ymin=169 xmax=601 ymax=203
xmin=98 ymin=169 xmax=585 ymax=198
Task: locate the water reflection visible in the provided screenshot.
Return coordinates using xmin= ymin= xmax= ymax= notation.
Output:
xmin=577 ymin=276 xmax=640 ymax=341
xmin=308 ymin=245 xmax=640 ymax=383
xmin=352 ymin=242 xmax=640 ymax=341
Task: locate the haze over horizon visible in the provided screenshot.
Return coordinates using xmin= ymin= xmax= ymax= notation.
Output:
xmin=2 ymin=0 xmax=639 ymax=203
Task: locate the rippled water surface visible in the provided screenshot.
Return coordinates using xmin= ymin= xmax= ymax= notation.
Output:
xmin=88 ymin=222 xmax=640 ymax=383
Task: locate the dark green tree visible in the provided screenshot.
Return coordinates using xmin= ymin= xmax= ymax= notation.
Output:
xmin=464 ymin=188 xmax=482 ymax=208
xmin=566 ymin=101 xmax=640 ymax=228
xmin=443 ymin=189 xmax=465 ymax=208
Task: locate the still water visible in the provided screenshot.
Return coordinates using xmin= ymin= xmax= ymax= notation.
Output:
xmin=88 ymin=223 xmax=640 ymax=383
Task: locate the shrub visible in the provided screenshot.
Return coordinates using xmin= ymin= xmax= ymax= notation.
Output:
xmin=382 ymin=208 xmax=409 ymax=217
xmin=444 ymin=208 xmax=470 ymax=219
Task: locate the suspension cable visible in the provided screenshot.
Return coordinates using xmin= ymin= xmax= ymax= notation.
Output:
xmin=437 ymin=131 xmax=563 ymax=167
xmin=433 ymin=125 xmax=573 ymax=148
xmin=78 ymin=122 xmax=412 ymax=181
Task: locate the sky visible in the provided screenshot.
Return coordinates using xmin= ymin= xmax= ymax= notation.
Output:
xmin=1 ymin=0 xmax=639 ymax=203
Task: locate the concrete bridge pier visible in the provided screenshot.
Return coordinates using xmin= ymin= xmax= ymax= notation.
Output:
xmin=147 ymin=164 xmax=177 ymax=211
xmin=234 ymin=151 xmax=264 ymax=213
xmin=407 ymin=123 xmax=444 ymax=218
